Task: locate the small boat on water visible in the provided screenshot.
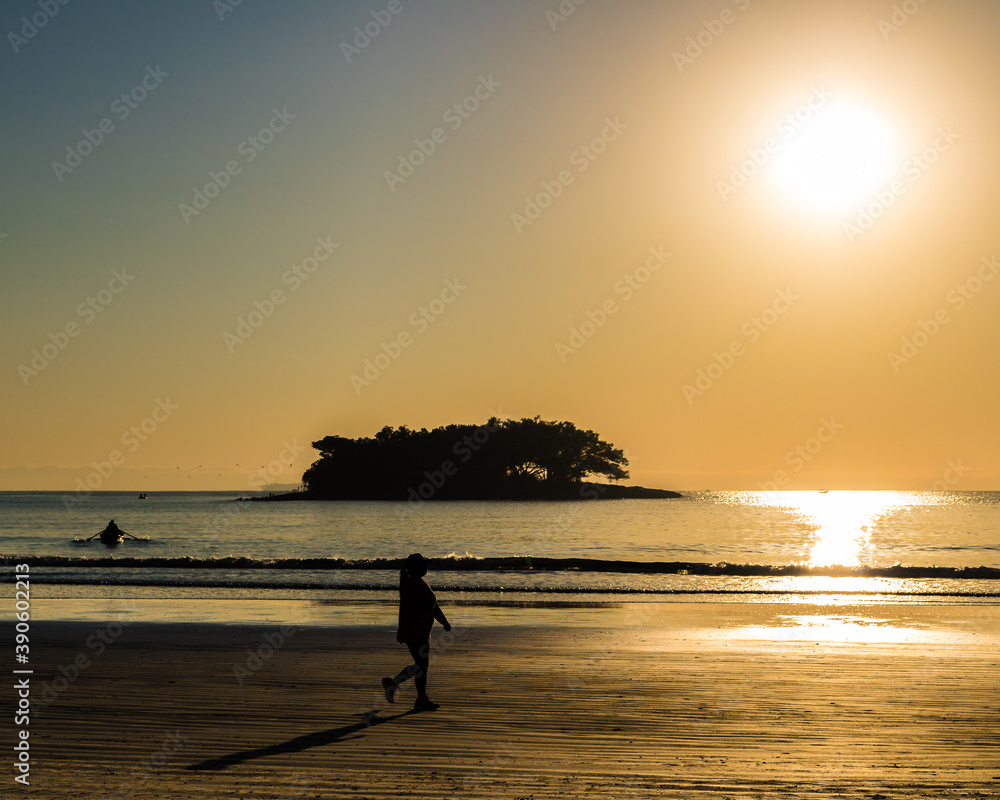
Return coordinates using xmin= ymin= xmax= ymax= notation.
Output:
xmin=138 ymin=493 xmax=148 ymax=500
xmin=74 ymin=519 xmax=147 ymax=545
xmin=100 ymin=528 xmax=125 ymax=545
xmin=92 ymin=519 xmax=129 ymax=545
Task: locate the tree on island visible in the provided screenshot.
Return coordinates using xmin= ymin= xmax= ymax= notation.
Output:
xmin=301 ymin=416 xmax=632 ymax=501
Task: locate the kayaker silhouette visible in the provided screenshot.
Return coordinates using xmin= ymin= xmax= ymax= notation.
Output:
xmin=86 ymin=520 xmax=138 ymax=545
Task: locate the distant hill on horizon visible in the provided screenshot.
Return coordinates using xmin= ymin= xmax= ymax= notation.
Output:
xmin=258 ymin=483 xmax=302 ymax=494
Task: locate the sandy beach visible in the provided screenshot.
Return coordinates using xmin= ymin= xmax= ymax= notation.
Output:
xmin=22 ymin=603 xmax=1000 ymax=799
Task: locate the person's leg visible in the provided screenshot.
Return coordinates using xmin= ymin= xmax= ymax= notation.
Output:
xmin=405 ymin=639 xmax=430 ymax=699
xmin=389 ymin=639 xmax=429 ymax=693
xmin=391 ymin=661 xmax=418 ymax=687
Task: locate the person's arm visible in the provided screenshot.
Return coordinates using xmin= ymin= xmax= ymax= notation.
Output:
xmin=433 ymin=603 xmax=451 ymax=631
xmin=397 ymin=580 xmax=414 ymax=643
xmin=396 ymin=600 xmax=406 ymax=643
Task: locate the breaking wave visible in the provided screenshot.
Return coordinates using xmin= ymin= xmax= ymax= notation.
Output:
xmin=3 ymin=554 xmax=999 ymax=579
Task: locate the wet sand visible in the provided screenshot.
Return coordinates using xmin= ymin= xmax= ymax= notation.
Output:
xmin=22 ymin=603 xmax=1000 ymax=799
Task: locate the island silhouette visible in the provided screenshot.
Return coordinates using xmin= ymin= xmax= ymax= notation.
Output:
xmin=263 ymin=416 xmax=680 ymax=501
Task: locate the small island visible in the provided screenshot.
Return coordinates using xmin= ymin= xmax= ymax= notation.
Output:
xmin=263 ymin=416 xmax=680 ymax=501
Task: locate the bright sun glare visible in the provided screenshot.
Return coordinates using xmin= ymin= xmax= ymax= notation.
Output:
xmin=768 ymin=100 xmax=897 ymax=216
xmin=765 ymin=490 xmax=911 ymax=567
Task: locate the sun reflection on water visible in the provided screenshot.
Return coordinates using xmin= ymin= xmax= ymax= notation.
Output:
xmin=760 ymin=490 xmax=913 ymax=567
xmin=726 ymin=612 xmax=962 ymax=645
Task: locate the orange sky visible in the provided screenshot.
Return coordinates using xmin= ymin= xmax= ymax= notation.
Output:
xmin=2 ymin=0 xmax=998 ymax=492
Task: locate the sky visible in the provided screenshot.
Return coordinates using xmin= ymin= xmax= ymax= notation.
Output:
xmin=2 ymin=0 xmax=999 ymax=493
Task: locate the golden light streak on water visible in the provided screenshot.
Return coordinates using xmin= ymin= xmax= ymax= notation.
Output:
xmin=762 ymin=490 xmax=913 ymax=567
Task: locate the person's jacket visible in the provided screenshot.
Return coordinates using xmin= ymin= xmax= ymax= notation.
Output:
xmin=397 ymin=574 xmax=442 ymax=642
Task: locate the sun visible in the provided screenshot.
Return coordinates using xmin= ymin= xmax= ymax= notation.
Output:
xmin=767 ymin=99 xmax=897 ymax=216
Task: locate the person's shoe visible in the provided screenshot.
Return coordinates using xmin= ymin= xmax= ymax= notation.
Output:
xmin=381 ymin=678 xmax=396 ymax=704
xmin=413 ymin=696 xmax=440 ymax=711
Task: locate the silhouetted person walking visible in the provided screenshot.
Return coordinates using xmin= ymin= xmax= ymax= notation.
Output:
xmin=382 ymin=553 xmax=451 ymax=711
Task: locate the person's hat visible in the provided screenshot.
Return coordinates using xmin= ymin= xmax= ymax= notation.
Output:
xmin=404 ymin=552 xmax=426 ymax=576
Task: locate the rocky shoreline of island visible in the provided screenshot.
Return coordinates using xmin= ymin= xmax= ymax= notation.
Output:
xmin=239 ymin=482 xmax=681 ymax=502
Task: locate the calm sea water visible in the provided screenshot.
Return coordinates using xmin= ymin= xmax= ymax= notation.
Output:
xmin=2 ymin=491 xmax=998 ymax=603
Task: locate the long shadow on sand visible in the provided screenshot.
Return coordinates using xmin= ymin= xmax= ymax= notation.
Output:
xmin=186 ymin=709 xmax=420 ymax=771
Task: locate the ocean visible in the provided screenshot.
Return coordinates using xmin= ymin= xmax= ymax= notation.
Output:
xmin=2 ymin=490 xmax=998 ymax=621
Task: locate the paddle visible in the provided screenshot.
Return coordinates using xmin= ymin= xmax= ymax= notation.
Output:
xmin=84 ymin=523 xmax=138 ymax=541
